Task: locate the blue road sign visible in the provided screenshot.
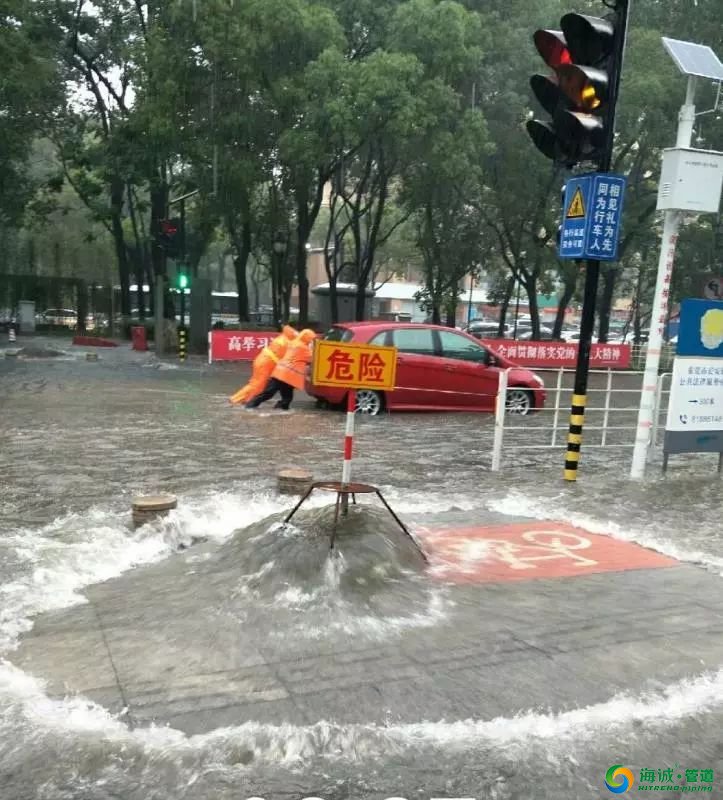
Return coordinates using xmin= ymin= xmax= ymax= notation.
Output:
xmin=677 ymin=298 xmax=723 ymax=358
xmin=559 ymin=176 xmax=591 ymax=260
xmin=559 ymin=173 xmax=626 ymax=262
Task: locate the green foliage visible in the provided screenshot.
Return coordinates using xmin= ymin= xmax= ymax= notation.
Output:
xmin=1 ymin=0 xmax=721 ymax=331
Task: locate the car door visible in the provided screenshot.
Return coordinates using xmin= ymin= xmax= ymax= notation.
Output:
xmin=385 ymin=327 xmax=447 ymax=409
xmin=436 ymin=330 xmax=499 ymax=410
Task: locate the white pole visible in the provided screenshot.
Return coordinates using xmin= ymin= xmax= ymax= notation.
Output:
xmin=630 ymin=210 xmax=683 ymax=478
xmin=491 ymin=369 xmax=508 ymax=472
xmin=630 ymin=77 xmax=696 ymax=480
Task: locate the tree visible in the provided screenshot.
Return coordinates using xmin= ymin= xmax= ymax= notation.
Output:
xmin=0 ymin=0 xmax=63 ymax=223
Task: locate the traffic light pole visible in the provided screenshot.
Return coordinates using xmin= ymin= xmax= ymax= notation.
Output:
xmin=564 ymin=0 xmax=630 ymax=482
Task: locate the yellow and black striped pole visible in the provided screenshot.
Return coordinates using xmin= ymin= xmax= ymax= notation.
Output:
xmin=178 ymin=326 xmax=187 ymax=362
xmin=564 ymin=259 xmax=600 ymax=482
xmin=564 ymin=393 xmax=587 ymax=481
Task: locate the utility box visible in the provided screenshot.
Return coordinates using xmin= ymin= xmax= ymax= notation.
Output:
xmin=657 ymin=147 xmax=723 ymax=213
xmin=310 ymin=283 xmax=375 ymax=329
xmin=189 ymin=278 xmax=212 ymax=354
xmin=17 ymin=300 xmax=35 ymax=333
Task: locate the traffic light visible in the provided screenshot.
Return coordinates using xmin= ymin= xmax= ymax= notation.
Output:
xmin=177 ymin=270 xmax=189 ymax=290
xmin=158 ymin=218 xmax=181 ymax=258
xmin=527 ymin=7 xmax=623 ymax=168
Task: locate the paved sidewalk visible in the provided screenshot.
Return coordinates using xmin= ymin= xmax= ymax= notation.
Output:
xmin=11 ymin=502 xmax=722 ymax=736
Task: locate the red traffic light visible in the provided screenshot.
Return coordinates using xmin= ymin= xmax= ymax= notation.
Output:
xmin=533 ymin=29 xmax=572 ymax=69
xmin=160 ymin=219 xmax=178 ymax=236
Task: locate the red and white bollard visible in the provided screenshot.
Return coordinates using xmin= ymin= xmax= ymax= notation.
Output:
xmin=340 ymin=390 xmax=356 ymax=513
xmin=8 ymin=322 xmax=16 ymax=343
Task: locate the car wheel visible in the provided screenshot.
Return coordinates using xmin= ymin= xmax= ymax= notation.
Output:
xmin=506 ymin=387 xmax=533 ymax=416
xmin=355 ymin=389 xmax=384 ymax=416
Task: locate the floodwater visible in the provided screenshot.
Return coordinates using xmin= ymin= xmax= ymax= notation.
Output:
xmin=2 ymin=349 xmax=723 ymax=800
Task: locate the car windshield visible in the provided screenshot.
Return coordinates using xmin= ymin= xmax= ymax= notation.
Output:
xmin=324 ymin=326 xmax=354 ymax=343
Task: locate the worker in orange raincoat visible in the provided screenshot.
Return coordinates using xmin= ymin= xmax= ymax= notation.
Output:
xmin=245 ymin=328 xmax=316 ymax=410
xmin=229 ymin=325 xmax=297 ymax=405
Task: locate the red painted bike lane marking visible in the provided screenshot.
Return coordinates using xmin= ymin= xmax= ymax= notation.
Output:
xmin=416 ymin=522 xmax=678 ymax=584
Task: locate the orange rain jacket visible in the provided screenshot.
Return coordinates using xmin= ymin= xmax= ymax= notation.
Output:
xmin=229 ymin=325 xmax=298 ymax=404
xmin=271 ymin=329 xmax=317 ymax=390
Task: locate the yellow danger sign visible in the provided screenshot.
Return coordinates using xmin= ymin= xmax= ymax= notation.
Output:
xmin=566 ymin=187 xmax=586 ymax=218
xmin=311 ymin=340 xmax=397 ymax=390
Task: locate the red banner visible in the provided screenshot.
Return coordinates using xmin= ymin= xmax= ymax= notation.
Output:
xmin=208 ymin=330 xmax=275 ymax=362
xmin=482 ymin=340 xmax=631 ymax=369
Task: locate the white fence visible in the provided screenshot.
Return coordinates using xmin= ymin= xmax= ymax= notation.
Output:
xmin=491 ymin=368 xmax=671 ymax=471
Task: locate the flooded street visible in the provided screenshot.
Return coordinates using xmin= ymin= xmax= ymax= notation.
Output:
xmin=2 ymin=347 xmax=723 ymax=799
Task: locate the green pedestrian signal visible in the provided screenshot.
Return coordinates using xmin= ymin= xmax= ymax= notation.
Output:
xmin=177 ymin=272 xmax=189 ymax=290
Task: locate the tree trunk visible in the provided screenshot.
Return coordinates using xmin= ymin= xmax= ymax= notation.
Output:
xmin=445 ymin=304 xmax=456 ymax=328
xmin=76 ymin=280 xmax=87 ymax=334
xmin=295 ymin=197 xmax=311 ymax=325
xmin=127 ymin=183 xmax=145 ymax=319
xmin=110 ymin=176 xmax=131 ymax=317
xmin=217 ymin=252 xmax=226 ymax=292
xmin=228 ymin=219 xmax=251 ymax=322
xmin=497 ymin=275 xmax=515 ymax=335
xmin=525 ymin=276 xmax=540 ymax=339
xmin=597 ymin=266 xmax=617 ymax=343
xmin=553 ymin=272 xmax=577 ymax=339
xmin=431 ymin=303 xmax=441 ymax=324
xmin=149 ymin=180 xmax=168 ymax=316
xmin=282 ymin=280 xmax=292 ymax=322
xmin=354 ymin=282 xmax=367 ymax=321
xmin=145 ymin=263 xmax=155 ymax=316
xmin=329 ymin=275 xmax=339 ymax=323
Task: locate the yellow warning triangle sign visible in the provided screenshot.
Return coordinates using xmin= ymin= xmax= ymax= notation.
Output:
xmin=566 ymin=187 xmax=586 ymax=218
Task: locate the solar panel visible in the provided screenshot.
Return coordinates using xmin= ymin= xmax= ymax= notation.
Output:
xmin=662 ymin=37 xmax=723 ymax=81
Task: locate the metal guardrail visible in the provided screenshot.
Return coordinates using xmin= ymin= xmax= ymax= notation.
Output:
xmin=630 ymin=343 xmax=676 ymax=372
xmin=491 ymin=367 xmax=671 ymax=472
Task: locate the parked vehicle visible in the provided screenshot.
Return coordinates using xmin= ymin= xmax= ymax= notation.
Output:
xmin=516 ymin=324 xmax=559 ymax=341
xmin=37 ymin=309 xmax=98 ymax=330
xmin=464 ymin=320 xmax=509 ymax=339
xmin=307 ymin=322 xmax=546 ymax=416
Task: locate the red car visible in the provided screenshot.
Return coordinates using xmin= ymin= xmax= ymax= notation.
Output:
xmin=306 ymin=322 xmax=546 ymax=415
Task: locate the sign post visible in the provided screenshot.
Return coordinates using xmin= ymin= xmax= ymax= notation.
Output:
xmin=311 ymin=340 xmax=397 ymax=513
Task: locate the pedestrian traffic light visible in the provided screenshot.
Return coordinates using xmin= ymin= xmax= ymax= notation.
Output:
xmin=177 ymin=270 xmax=189 ymax=290
xmin=158 ymin=218 xmax=181 ymax=257
xmin=527 ymin=6 xmax=623 ymax=168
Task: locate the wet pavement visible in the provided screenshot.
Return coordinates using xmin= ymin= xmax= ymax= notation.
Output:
xmin=2 ymin=336 xmax=723 ymax=800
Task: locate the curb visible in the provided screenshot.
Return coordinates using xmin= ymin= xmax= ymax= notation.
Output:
xmin=72 ymin=336 xmax=119 ymax=348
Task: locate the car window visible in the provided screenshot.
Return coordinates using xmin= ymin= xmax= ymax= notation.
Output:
xmin=368 ymin=331 xmax=391 ymax=346
xmin=392 ymin=327 xmax=436 ymax=355
xmin=324 ymin=327 xmax=353 ymax=343
xmin=438 ymin=330 xmax=489 ymax=362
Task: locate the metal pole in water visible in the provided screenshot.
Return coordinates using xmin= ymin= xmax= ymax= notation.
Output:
xmin=491 ymin=369 xmax=508 ymax=472
xmin=340 ymin=390 xmax=355 ymax=514
xmin=631 ymin=76 xmax=696 ymax=479
xmin=629 ymin=210 xmax=682 ymax=478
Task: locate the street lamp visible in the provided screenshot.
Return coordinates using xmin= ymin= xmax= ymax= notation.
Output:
xmin=273 ymin=232 xmax=286 ymax=328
